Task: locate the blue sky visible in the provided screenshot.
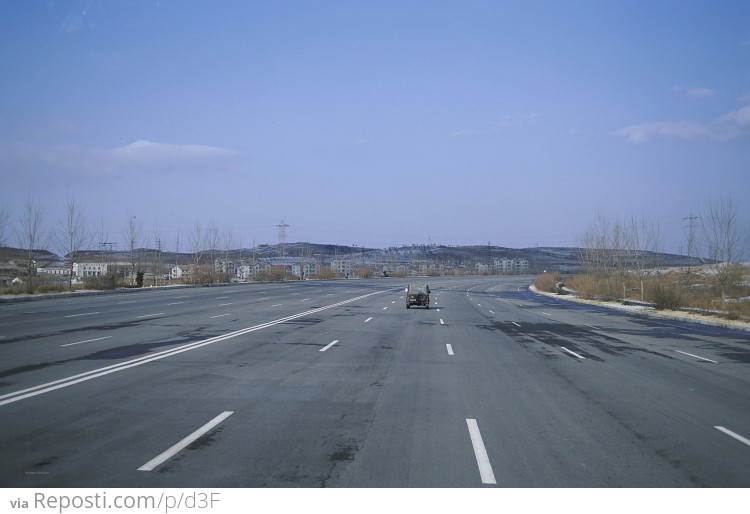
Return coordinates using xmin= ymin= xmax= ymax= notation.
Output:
xmin=1 ymin=1 xmax=748 ymax=254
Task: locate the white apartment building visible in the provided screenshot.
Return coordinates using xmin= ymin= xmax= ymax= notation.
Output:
xmin=292 ymin=262 xmax=319 ymax=279
xmin=331 ymin=258 xmax=352 ymax=277
xmin=73 ymin=262 xmax=108 ymax=278
xmin=494 ymin=258 xmax=529 ymax=274
xmin=236 ymin=260 xmax=271 ymax=280
xmin=37 ymin=264 xmax=69 ymax=276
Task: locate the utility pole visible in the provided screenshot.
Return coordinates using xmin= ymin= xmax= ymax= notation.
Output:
xmin=683 ymin=213 xmax=700 ymax=285
xmin=277 ymin=220 xmax=289 ymax=258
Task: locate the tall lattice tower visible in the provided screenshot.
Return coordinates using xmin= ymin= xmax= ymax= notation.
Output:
xmin=277 ymin=220 xmax=289 ymax=258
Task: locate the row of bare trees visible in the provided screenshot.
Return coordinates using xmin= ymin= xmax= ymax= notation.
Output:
xmin=0 ymin=193 xmax=248 ymax=292
xmin=575 ymin=197 xmax=746 ymax=312
xmin=577 ymin=212 xmax=664 ymax=302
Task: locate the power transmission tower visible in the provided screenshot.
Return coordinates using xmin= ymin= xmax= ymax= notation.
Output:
xmin=684 ymin=214 xmax=699 ymax=263
xmin=683 ymin=213 xmax=700 ymax=281
xmin=277 ymin=220 xmax=289 ymax=258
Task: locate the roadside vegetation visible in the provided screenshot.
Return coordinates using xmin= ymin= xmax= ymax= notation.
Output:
xmin=535 ymin=198 xmax=749 ymax=322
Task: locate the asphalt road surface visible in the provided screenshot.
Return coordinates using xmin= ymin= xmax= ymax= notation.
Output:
xmin=1 ymin=276 xmax=749 ymax=487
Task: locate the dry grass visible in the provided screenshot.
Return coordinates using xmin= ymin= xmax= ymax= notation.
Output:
xmin=549 ymin=264 xmax=750 ymax=321
xmin=533 ymin=272 xmax=562 ymax=293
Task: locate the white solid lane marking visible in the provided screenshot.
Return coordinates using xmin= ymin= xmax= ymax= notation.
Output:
xmin=210 ymin=314 xmax=230 ymax=319
xmin=0 ymin=290 xmax=388 ymax=407
xmin=561 ymin=347 xmax=585 ymax=359
xmin=466 ymin=419 xmax=496 ymax=485
xmin=446 ymin=344 xmax=454 ymax=356
xmin=218 ymin=303 xmax=233 ymax=307
xmin=167 ymin=302 xmax=185 ymax=306
xmin=64 ymin=312 xmax=100 ymax=318
xmin=320 ymin=340 xmax=339 ymax=352
xmin=271 ymin=304 xmax=283 ymax=307
xmin=216 ymin=296 xmax=229 ymax=300
xmin=364 ymin=317 xmax=373 ymax=323
xmin=715 ymin=426 xmax=750 ymax=448
xmin=138 ymin=411 xmax=234 ymax=471
xmin=61 ymin=336 xmax=112 ymax=347
xmin=137 ymin=313 xmax=164 ymax=319
xmin=675 ymin=350 xmax=718 ymax=363
xmin=584 ymin=324 xmax=598 ymax=330
xmin=512 ymin=322 xmax=521 ymax=328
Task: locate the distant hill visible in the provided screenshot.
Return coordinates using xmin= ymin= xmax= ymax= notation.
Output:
xmin=1 ymin=243 xmax=694 ymax=275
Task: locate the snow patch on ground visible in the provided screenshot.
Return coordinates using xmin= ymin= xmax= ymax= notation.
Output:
xmin=529 ymin=284 xmax=750 ymax=333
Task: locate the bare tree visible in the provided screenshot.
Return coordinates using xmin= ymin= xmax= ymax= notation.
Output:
xmin=702 ymin=197 xmax=742 ymax=299
xmin=221 ymin=227 xmax=235 ymax=279
xmin=0 ymin=201 xmax=10 ymax=246
xmin=206 ymin=220 xmax=221 ymax=270
xmin=16 ymin=193 xmax=47 ymax=293
xmin=54 ymin=195 xmax=92 ymax=290
xmin=124 ymin=213 xmax=143 ymax=285
xmin=629 ymin=215 xmax=661 ymax=302
xmin=151 ymin=224 xmax=163 ymax=286
xmin=577 ymin=212 xmax=617 ymax=298
xmin=189 ymin=220 xmax=205 ymax=284
xmin=610 ymin=218 xmax=630 ymax=299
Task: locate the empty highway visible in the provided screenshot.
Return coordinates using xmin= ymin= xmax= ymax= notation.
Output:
xmin=1 ymin=276 xmax=749 ymax=487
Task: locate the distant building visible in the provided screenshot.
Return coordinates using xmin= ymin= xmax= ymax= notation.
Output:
xmin=494 ymin=258 xmax=529 ymax=274
xmin=37 ymin=263 xmax=69 ymax=276
xmin=171 ymin=266 xmax=186 ymax=280
xmin=236 ymin=259 xmax=271 ymax=280
xmin=331 ymin=258 xmax=352 ymax=278
xmin=292 ymin=258 xmax=319 ymax=279
xmin=475 ymin=262 xmax=491 ymax=274
xmin=73 ymin=262 xmax=108 ymax=278
xmin=512 ymin=259 xmax=529 ymax=273
xmin=215 ymin=260 xmax=236 ymax=275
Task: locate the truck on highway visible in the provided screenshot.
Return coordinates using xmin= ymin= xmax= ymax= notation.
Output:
xmin=405 ymin=284 xmax=431 ymax=309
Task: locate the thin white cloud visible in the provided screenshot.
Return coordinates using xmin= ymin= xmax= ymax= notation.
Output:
xmin=112 ymin=140 xmax=234 ymax=165
xmin=717 ymin=104 xmax=750 ymax=126
xmin=617 ymin=121 xmax=715 ymax=144
xmin=0 ymin=139 xmax=236 ymax=180
xmin=672 ymin=85 xmax=716 ymax=98
xmin=617 ymin=93 xmax=750 ymax=144
xmin=451 ymin=128 xmax=482 ymax=138
xmin=686 ymin=87 xmax=716 ymax=98
xmin=453 ymin=112 xmax=540 ymax=137
xmin=492 ymin=112 xmax=540 ymax=129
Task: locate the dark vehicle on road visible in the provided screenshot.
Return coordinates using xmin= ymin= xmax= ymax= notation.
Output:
xmin=405 ymin=284 xmax=430 ymax=309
